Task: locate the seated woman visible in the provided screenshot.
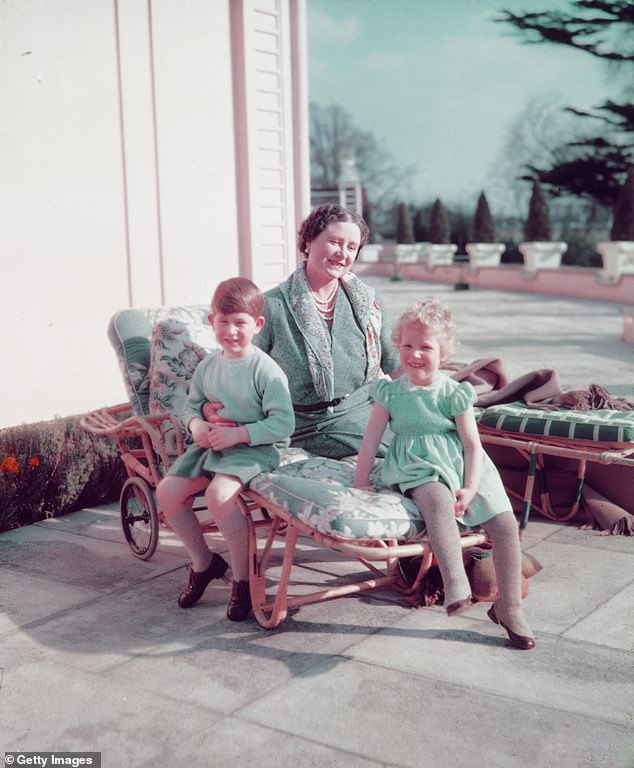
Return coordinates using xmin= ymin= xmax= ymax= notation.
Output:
xmin=206 ymin=204 xmax=399 ymax=457
xmin=251 ymin=203 xmax=401 ymax=458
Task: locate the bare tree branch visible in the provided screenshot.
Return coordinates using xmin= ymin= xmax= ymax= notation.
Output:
xmin=495 ymin=2 xmax=634 ymax=206
xmin=309 ymin=102 xmax=416 ymax=214
xmin=496 ymin=1 xmax=634 ymax=62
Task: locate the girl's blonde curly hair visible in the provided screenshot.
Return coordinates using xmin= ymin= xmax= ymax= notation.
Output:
xmin=392 ymin=298 xmax=458 ymax=362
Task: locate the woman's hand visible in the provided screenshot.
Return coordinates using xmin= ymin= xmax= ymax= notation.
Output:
xmin=454 ymin=487 xmax=477 ymax=518
xmin=202 ymin=401 xmax=237 ymax=428
xmin=354 ymin=483 xmax=376 ymax=493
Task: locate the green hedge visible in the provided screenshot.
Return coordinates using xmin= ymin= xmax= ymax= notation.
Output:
xmin=0 ymin=414 xmax=127 ymax=532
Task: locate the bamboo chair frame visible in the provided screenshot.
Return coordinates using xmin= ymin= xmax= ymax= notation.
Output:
xmin=478 ymin=427 xmax=634 ymax=527
xmin=82 ymin=402 xmax=488 ymax=628
xmin=240 ymin=490 xmax=487 ymax=629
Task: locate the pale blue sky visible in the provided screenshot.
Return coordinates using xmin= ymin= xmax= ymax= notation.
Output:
xmin=307 ymin=0 xmax=613 ymax=213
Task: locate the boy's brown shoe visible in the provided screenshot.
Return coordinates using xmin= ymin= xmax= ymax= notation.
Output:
xmin=178 ymin=553 xmax=228 ymax=608
xmin=226 ymin=579 xmax=252 ymax=621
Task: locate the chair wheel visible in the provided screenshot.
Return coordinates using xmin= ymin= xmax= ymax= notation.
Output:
xmin=120 ymin=477 xmax=159 ymax=560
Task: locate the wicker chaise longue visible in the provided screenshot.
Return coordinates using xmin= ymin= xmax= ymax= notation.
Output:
xmin=81 ymin=303 xmax=634 ymax=628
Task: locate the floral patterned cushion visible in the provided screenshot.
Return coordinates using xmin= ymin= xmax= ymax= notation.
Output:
xmin=109 ymin=309 xmax=157 ymax=415
xmin=109 ymin=304 xmax=213 ymax=416
xmin=147 ymin=314 xmax=219 ymax=454
xmin=249 ymin=454 xmax=425 ymax=540
xmin=119 ymin=336 xmax=152 ymax=415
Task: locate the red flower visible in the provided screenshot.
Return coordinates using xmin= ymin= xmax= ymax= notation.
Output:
xmin=0 ymin=456 xmax=20 ymax=475
xmin=29 ymin=457 xmax=40 ymax=467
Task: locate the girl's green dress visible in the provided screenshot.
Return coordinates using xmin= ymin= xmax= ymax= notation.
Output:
xmin=371 ymin=374 xmax=511 ymax=526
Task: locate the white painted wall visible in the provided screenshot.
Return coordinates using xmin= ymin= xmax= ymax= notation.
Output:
xmin=1 ymin=0 xmax=308 ymax=428
xmin=230 ymin=0 xmax=309 ymax=288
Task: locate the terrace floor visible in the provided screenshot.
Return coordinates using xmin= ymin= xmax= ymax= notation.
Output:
xmin=2 ymin=279 xmax=633 ymax=768
xmin=369 ymin=276 xmax=633 ymax=400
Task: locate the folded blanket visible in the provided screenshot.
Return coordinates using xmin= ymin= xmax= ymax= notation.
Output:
xmin=446 ymin=358 xmax=563 ymax=406
xmin=542 ymin=383 xmax=633 ymax=411
xmin=447 ymin=358 xmax=632 ymax=411
xmin=581 ymin=484 xmax=634 ymax=536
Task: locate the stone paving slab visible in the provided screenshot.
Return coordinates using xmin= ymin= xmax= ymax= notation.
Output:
xmin=1 ymin=657 xmax=226 ymax=760
xmin=346 ymin=608 xmax=631 ymax=725
xmin=164 ymin=718 xmax=389 ymax=768
xmin=545 ymin=521 xmax=634 ymax=554
xmin=35 ymin=504 xmax=126 ymax=543
xmin=239 ymin=656 xmax=633 ymax=768
xmin=524 ymin=539 xmax=634 ymax=635
xmin=2 ymin=570 xmax=229 ymax=673
xmin=562 ymin=581 xmax=634 ymax=651
xmin=2 ymin=502 xmax=633 ymax=768
xmin=0 ymin=568 xmax=101 ymax=632
xmin=0 ymin=522 xmax=182 ymax=594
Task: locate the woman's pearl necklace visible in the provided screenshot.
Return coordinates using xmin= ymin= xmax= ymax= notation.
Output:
xmin=311 ymin=282 xmax=338 ymax=306
xmin=311 ymin=282 xmax=338 ymax=321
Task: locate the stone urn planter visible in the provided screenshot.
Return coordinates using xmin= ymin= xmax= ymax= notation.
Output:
xmin=358 ymin=243 xmax=384 ymax=263
xmin=424 ymin=243 xmax=457 ymax=267
xmin=395 ymin=243 xmax=419 ymax=264
xmin=465 ymin=243 xmax=505 ymax=269
xmin=596 ymin=241 xmax=634 ymax=281
xmin=519 ymin=241 xmax=567 ymax=273
xmin=519 ymin=181 xmax=566 ymax=273
xmin=424 ymin=198 xmax=455 ymax=267
xmin=467 ymin=193 xmax=503 ymax=268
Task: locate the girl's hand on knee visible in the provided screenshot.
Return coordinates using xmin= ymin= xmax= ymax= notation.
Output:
xmin=454 ymin=487 xmax=476 ymax=518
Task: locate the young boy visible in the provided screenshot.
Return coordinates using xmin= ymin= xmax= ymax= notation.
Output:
xmin=156 ymin=277 xmax=294 ymax=621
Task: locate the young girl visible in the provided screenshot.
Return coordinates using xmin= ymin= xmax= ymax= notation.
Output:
xmin=156 ymin=277 xmax=294 ymax=621
xmin=354 ymin=298 xmax=535 ymax=650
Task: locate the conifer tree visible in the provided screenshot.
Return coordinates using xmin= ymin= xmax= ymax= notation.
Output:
xmin=395 ymin=203 xmax=414 ymax=243
xmin=429 ymin=198 xmax=450 ymax=244
xmin=362 ymin=190 xmax=377 ymax=243
xmin=610 ymin=167 xmax=634 ymax=241
xmin=472 ymin=192 xmax=495 ymax=242
xmin=524 ymin=180 xmax=552 ymax=241
xmin=413 ymin=208 xmax=428 ymax=242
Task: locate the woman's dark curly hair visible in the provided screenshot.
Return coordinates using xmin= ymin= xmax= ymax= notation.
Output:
xmin=297 ymin=204 xmax=370 ymax=258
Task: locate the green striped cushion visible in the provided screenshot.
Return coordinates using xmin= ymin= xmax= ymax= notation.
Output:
xmin=477 ymin=402 xmax=634 ymax=446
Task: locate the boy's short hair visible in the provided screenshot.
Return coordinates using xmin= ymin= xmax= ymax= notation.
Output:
xmin=211 ymin=277 xmax=264 ymax=318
